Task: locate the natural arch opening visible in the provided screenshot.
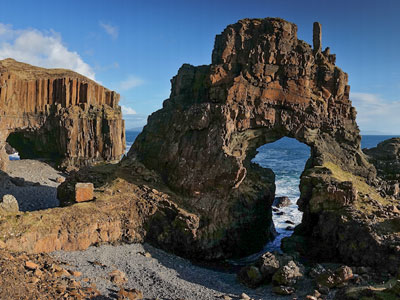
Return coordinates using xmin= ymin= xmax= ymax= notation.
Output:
xmin=6 ymin=129 xmax=63 ymax=163
xmin=0 ymin=130 xmax=65 ymax=212
xmin=253 ymin=137 xmax=311 ymax=252
xmin=232 ymin=137 xmax=311 ymax=263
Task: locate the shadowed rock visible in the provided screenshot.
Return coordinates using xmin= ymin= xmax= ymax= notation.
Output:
xmin=128 ymin=17 xmax=375 ymax=259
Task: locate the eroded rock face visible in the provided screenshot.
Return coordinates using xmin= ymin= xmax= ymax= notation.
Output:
xmin=128 ymin=18 xmax=373 ymax=258
xmin=0 ymin=58 xmax=125 ymax=171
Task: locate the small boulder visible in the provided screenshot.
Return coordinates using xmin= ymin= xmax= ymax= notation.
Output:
xmin=109 ymin=269 xmax=127 ymax=286
xmin=309 ymin=264 xmax=326 ymax=278
xmin=56 ymin=177 xmax=65 ymax=183
xmin=239 ymin=293 xmax=250 ymax=300
xmin=117 ymin=288 xmax=143 ymax=300
xmin=335 ymin=265 xmax=353 ymax=282
xmin=75 ymin=182 xmax=94 ymax=202
xmin=272 ymin=260 xmax=304 ymax=286
xmin=273 ymin=196 xmax=291 ymax=208
xmin=237 ymin=265 xmax=263 ymax=288
xmin=272 ymin=285 xmax=295 ymax=295
xmin=25 ymin=261 xmax=39 ymax=270
xmin=316 ymin=265 xmax=353 ymax=289
xmin=1 ymin=194 xmax=19 ymax=212
xmin=256 ymin=252 xmax=280 ymax=281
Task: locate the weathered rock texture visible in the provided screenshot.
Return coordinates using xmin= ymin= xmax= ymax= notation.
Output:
xmin=0 ymin=58 xmax=125 ymax=171
xmin=1 ymin=18 xmax=399 ymax=273
xmin=128 ymin=18 xmax=382 ymax=260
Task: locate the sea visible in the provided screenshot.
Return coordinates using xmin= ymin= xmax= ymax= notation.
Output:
xmin=8 ymin=132 xmax=400 ymax=256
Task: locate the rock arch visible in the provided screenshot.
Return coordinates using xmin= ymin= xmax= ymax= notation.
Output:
xmin=129 ymin=18 xmax=376 ymax=258
xmin=0 ymin=59 xmax=125 ymax=171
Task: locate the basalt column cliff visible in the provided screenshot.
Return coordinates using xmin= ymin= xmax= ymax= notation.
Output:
xmin=129 ymin=18 xmax=397 ymax=261
xmin=0 ymin=59 xmax=125 ymax=170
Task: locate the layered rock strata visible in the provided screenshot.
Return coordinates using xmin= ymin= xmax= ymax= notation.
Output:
xmin=128 ymin=18 xmax=378 ymax=259
xmin=0 ymin=58 xmax=125 ymax=171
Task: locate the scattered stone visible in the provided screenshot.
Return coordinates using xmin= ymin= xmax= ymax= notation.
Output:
xmin=75 ymin=183 xmax=94 ymax=203
xmin=237 ymin=265 xmax=263 ymax=288
xmin=69 ymin=270 xmax=82 ymax=277
xmin=117 ymin=288 xmax=143 ymax=300
xmin=104 ymin=188 xmax=114 ymax=196
xmin=109 ymin=269 xmax=127 ymax=286
xmin=272 ymin=260 xmax=304 ymax=286
xmin=256 ymin=252 xmax=280 ymax=281
xmin=316 ymin=265 xmax=353 ymax=289
xmin=272 ymin=285 xmax=295 ymax=295
xmin=56 ymin=177 xmax=65 ymax=183
xmin=144 ymin=252 xmax=152 ymax=258
xmin=1 ymin=194 xmax=19 ymax=212
xmin=239 ymin=293 xmax=250 ymax=300
xmin=309 ymin=264 xmax=326 ymax=278
xmin=273 ymin=196 xmax=291 ymax=208
xmin=25 ymin=261 xmax=39 ymax=270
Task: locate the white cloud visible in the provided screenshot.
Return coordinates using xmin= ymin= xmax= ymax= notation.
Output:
xmin=121 ymin=105 xmax=137 ymax=115
xmin=351 ymin=92 xmax=400 ymax=134
xmin=0 ymin=23 xmax=96 ymax=80
xmin=99 ymin=22 xmax=118 ymax=40
xmin=119 ymin=75 xmax=144 ymax=90
xmin=123 ymin=113 xmax=148 ymax=130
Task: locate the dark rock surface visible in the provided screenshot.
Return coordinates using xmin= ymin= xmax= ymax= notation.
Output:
xmin=127 ymin=17 xmax=377 ymax=260
xmin=0 ymin=58 xmax=125 ymax=171
xmin=274 ymin=196 xmax=291 ymax=208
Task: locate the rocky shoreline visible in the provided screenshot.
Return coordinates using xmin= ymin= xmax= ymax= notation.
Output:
xmin=0 ymin=17 xmax=400 ymax=300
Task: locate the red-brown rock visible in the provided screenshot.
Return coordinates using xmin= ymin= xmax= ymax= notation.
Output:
xmin=0 ymin=58 xmax=125 ymax=171
xmin=75 ymin=182 xmax=94 ymax=203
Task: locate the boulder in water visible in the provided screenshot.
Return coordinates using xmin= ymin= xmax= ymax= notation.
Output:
xmin=274 ymin=196 xmax=291 ymax=208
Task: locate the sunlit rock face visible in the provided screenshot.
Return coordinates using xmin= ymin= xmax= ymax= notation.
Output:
xmin=128 ymin=18 xmax=381 ymax=260
xmin=0 ymin=58 xmax=125 ymax=171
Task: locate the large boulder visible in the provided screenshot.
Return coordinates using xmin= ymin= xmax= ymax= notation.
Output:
xmin=0 ymin=194 xmax=19 ymax=212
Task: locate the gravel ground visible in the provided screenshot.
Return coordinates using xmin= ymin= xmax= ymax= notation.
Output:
xmin=52 ymin=243 xmax=297 ymax=300
xmin=2 ymin=159 xmax=307 ymax=299
xmin=0 ymin=159 xmax=64 ymax=211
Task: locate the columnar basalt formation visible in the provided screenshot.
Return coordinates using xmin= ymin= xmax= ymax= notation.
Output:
xmin=0 ymin=58 xmax=125 ymax=170
xmin=128 ymin=18 xmax=380 ymax=259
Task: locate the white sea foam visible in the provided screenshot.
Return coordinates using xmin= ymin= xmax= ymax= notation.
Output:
xmin=8 ymin=152 xmax=20 ymax=161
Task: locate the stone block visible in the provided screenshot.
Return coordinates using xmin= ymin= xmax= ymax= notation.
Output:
xmin=75 ymin=183 xmax=94 ymax=202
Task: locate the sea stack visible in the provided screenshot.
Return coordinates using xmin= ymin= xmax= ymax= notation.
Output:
xmin=313 ymin=22 xmax=322 ymax=52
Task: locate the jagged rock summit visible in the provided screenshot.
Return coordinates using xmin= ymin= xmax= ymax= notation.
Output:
xmin=0 ymin=58 xmax=125 ymax=170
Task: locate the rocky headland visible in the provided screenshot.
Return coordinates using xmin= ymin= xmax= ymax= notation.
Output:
xmin=0 ymin=18 xmax=399 ymax=300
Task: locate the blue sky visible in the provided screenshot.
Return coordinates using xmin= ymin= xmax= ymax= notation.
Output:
xmin=0 ymin=0 xmax=399 ymax=133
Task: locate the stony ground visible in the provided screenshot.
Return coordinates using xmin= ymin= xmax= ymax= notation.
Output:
xmin=0 ymin=159 xmax=64 ymax=211
xmin=52 ymin=243 xmax=304 ymax=300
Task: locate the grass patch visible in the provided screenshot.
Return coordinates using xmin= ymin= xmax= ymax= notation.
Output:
xmin=323 ymin=162 xmax=391 ymax=212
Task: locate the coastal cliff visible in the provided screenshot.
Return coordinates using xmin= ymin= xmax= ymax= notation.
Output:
xmin=0 ymin=58 xmax=125 ymax=171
